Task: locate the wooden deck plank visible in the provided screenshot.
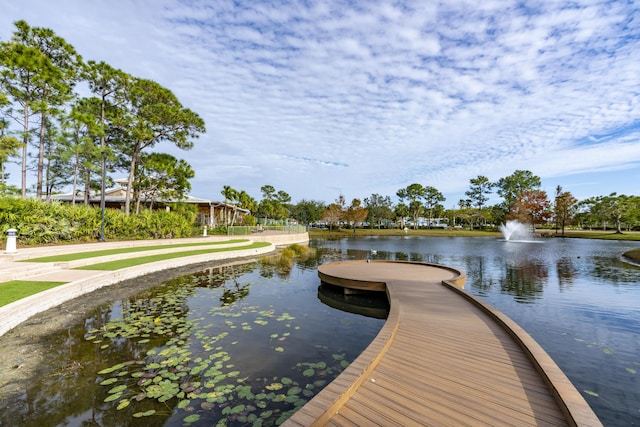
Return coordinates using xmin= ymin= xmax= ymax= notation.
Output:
xmin=379 ymin=352 xmax=559 ymax=411
xmin=354 ymin=382 xmax=528 ymax=427
xmin=387 ymin=336 xmax=553 ymax=392
xmin=283 ymin=260 xmax=602 ymax=427
xmin=372 ymin=364 xmax=566 ymax=425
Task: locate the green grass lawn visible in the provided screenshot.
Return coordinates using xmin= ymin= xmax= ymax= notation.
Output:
xmin=75 ymin=241 xmax=271 ymax=270
xmin=25 ymin=239 xmax=249 ymax=263
xmin=0 ymin=280 xmax=66 ymax=307
xmin=1 ymin=241 xmax=271 ymax=307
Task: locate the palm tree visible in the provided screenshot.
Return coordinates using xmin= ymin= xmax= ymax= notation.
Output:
xmin=221 ymin=185 xmax=237 ymax=226
xmin=235 ymin=190 xmax=257 ymax=225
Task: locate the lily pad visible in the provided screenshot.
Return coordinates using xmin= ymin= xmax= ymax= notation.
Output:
xmin=116 ymin=399 xmax=130 ymax=410
xmin=287 ymin=386 xmax=302 ymax=396
xmin=133 ymin=409 xmax=156 ymax=417
xmin=98 ymin=363 xmax=125 ymax=374
xmin=183 ymin=414 xmax=200 ymax=423
xmin=266 ymin=382 xmax=283 ymax=391
xmin=231 ymin=404 xmax=246 ymax=414
xmin=103 ymin=392 xmax=122 ymax=402
xmin=108 ymin=384 xmax=127 ymax=394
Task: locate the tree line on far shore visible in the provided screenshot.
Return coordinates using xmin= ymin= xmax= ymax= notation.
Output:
xmin=220 ymin=169 xmax=640 ymax=237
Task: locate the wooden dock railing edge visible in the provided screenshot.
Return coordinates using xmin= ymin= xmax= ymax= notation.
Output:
xmin=440 ymin=280 xmax=603 ymax=427
xmin=282 ymin=286 xmax=401 ymax=426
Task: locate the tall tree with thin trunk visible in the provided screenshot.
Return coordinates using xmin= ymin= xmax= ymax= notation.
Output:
xmin=0 ymin=117 xmax=21 ymax=191
xmin=119 ymin=78 xmax=205 ymax=215
xmin=0 ymin=28 xmax=43 ymax=196
xmin=221 ymin=185 xmax=237 ymax=225
xmin=0 ymin=20 xmax=82 ymax=198
xmin=59 ymin=97 xmax=102 ymax=206
xmin=397 ymin=183 xmax=425 ymax=229
xmin=84 ymin=61 xmax=129 ymax=225
xmin=465 ymin=175 xmax=493 ymax=226
xmin=28 ymin=22 xmax=82 ymax=198
xmin=553 ymin=186 xmax=577 ymax=237
xmin=423 ymin=185 xmax=445 ymax=228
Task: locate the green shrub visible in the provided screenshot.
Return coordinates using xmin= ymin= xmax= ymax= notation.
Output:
xmin=0 ymin=196 xmax=198 ymax=246
xmin=625 ymin=248 xmax=640 ymax=263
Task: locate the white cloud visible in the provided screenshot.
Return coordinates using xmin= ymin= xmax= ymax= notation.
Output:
xmin=2 ymin=0 xmax=640 ymax=205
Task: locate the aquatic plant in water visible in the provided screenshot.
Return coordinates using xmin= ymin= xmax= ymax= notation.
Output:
xmin=86 ymin=265 xmax=350 ymax=426
xmin=259 ymin=244 xmax=317 ymax=275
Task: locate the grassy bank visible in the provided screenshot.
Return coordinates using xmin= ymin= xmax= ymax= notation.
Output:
xmin=0 ymin=281 xmax=67 ymax=306
xmin=624 ymin=248 xmax=640 ymax=263
xmin=26 ymin=240 xmax=248 ymax=263
xmin=538 ymin=229 xmax=640 ymax=241
xmin=0 ymin=241 xmax=271 ymax=307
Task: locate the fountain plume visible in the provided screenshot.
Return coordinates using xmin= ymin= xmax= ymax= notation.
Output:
xmin=500 ymin=220 xmax=534 ymax=241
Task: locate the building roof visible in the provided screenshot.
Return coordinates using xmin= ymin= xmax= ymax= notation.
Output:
xmin=49 ymin=188 xmax=250 ymax=214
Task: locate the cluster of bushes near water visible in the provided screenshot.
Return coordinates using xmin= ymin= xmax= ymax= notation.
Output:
xmin=625 ymin=248 xmax=640 ymax=264
xmin=259 ymin=244 xmax=316 ymax=271
xmin=0 ymin=197 xmax=199 ymax=246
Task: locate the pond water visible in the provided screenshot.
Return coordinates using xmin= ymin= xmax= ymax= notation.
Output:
xmin=313 ymin=236 xmax=640 ymax=426
xmin=2 ymin=236 xmax=639 ymax=426
xmin=0 ymin=259 xmax=386 ymax=427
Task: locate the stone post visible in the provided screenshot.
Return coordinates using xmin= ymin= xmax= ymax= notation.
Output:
xmin=5 ymin=228 xmax=17 ymax=254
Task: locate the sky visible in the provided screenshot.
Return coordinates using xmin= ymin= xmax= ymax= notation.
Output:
xmin=2 ymin=0 xmax=640 ymax=207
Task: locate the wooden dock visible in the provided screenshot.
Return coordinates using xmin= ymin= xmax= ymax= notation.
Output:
xmin=284 ymin=260 xmax=601 ymax=427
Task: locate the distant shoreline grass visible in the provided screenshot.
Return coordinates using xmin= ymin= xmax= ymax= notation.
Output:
xmin=308 ymin=228 xmax=640 ymax=263
xmin=541 ymin=229 xmax=640 ymax=241
xmin=308 ymin=228 xmax=501 ymax=238
xmin=308 ymin=228 xmax=640 ymax=241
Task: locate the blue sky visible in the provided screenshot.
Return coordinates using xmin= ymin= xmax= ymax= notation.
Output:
xmin=2 ymin=0 xmax=640 ymax=207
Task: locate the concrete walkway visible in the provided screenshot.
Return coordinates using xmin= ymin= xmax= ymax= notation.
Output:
xmin=0 ymin=232 xmax=309 ymax=336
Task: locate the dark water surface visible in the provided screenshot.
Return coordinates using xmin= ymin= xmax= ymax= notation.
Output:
xmin=314 ymin=236 xmax=640 ymax=426
xmin=2 ymin=236 xmax=639 ymax=426
xmin=0 ymin=259 xmax=385 ymax=427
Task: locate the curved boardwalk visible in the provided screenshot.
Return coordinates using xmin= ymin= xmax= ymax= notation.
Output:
xmin=284 ymin=260 xmax=601 ymax=427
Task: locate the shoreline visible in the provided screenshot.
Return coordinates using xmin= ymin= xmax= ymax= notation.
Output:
xmin=309 ymin=227 xmax=640 ymax=240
